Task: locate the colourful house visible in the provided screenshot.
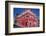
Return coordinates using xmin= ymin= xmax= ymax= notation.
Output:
xmin=15 ymin=10 xmax=39 ymax=27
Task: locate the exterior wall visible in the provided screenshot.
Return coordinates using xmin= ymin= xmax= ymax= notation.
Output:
xmin=15 ymin=13 xmax=39 ymax=27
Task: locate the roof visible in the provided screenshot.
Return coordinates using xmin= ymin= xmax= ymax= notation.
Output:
xmin=16 ymin=10 xmax=38 ymax=18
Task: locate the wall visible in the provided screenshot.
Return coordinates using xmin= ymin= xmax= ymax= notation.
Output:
xmin=0 ymin=0 xmax=46 ymax=36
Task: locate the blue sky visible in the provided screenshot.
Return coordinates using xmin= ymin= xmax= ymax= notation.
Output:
xmin=13 ymin=8 xmax=40 ymax=17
